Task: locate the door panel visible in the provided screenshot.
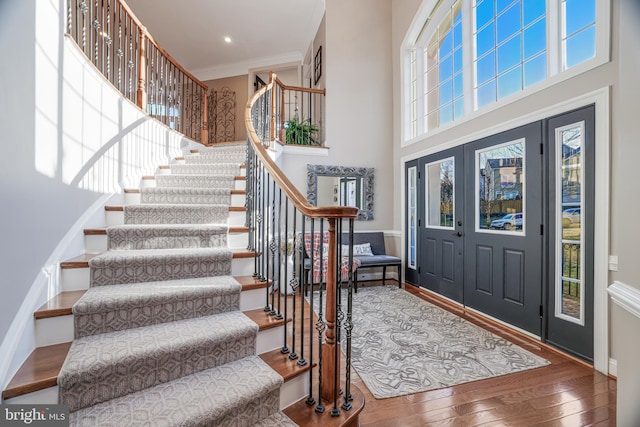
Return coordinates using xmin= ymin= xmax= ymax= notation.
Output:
xmin=418 ymin=146 xmax=464 ymax=303
xmin=546 ymin=105 xmax=595 ymax=362
xmin=464 ymin=122 xmax=543 ymax=335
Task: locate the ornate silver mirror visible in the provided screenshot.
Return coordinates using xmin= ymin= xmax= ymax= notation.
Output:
xmin=306 ymin=164 xmax=374 ymax=220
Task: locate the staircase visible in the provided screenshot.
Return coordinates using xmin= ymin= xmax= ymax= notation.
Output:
xmin=2 ymin=142 xmax=306 ymax=426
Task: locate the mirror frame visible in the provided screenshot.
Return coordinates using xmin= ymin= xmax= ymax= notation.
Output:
xmin=307 ymin=164 xmax=374 ymax=220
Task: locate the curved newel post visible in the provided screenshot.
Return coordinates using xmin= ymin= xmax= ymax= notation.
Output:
xmin=322 ymin=218 xmax=340 ymax=404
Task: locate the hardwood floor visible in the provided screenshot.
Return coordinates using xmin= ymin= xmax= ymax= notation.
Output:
xmin=282 ymin=281 xmax=616 ymax=426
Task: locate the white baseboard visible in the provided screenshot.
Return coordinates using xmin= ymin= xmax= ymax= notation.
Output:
xmin=608 ymin=358 xmax=617 ymax=378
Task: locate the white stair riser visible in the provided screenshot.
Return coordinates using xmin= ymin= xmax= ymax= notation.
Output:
xmin=105 ymin=210 xmax=124 ymax=226
xmin=157 ymin=167 xmax=171 ymax=175
xmin=124 ymin=193 xmax=141 ymax=205
xmin=239 ymin=288 xmax=265 ymax=311
xmin=4 ymin=387 xmax=58 ymax=405
xmin=63 ymin=258 xmax=256 ymax=291
xmin=141 ymin=178 xmax=245 ymax=191
xmin=84 ymin=234 xmax=107 ymax=253
xmin=231 ymin=193 xmax=245 ymax=206
xmin=280 ymin=374 xmax=308 ymax=410
xmin=141 ymin=178 xmax=156 ymax=189
xmin=229 ymin=211 xmax=245 ymax=227
xmin=36 ymin=286 xmax=268 ymax=342
xmin=84 ymin=232 xmax=248 ymax=252
xmin=61 ymin=268 xmax=90 ymax=291
xmin=255 ymin=326 xmax=283 ymax=355
xmin=36 ymin=316 xmax=74 ymax=347
xmin=105 ymin=210 xmax=245 ymax=227
xmin=228 ymin=232 xmax=248 ymax=249
xmin=232 ymin=258 xmax=255 ymax=277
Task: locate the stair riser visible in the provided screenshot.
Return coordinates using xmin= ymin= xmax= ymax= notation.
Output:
xmin=85 ymin=231 xmax=246 ymax=252
xmin=105 ymin=209 xmax=245 ymax=227
xmin=4 ymin=367 xmax=297 ymax=411
xmin=141 ymin=178 xmax=245 ymax=191
xmin=35 ymin=316 xmax=74 ymax=347
xmin=35 ymin=312 xmax=280 ymax=354
xmin=280 ymin=373 xmax=308 ymax=410
xmin=125 ymin=193 xmax=244 ymax=206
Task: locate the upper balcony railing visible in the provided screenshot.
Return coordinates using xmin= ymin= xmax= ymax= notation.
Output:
xmin=66 ymin=0 xmax=207 ymax=143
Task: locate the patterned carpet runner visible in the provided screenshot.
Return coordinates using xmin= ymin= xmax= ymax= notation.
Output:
xmin=59 ymin=143 xmax=297 ymax=426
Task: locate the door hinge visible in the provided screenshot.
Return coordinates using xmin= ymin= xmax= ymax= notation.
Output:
xmin=418 ymin=171 xmax=421 ymax=179
xmin=539 ymin=304 xmax=544 ymax=318
xmin=418 ymin=266 xmax=421 ymax=274
xmin=418 ymin=219 xmax=421 ymax=227
xmin=540 ymin=224 xmax=544 ymax=235
xmin=540 ymin=143 xmax=544 ymax=155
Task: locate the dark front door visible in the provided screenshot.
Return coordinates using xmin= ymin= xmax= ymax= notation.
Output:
xmin=463 ymin=122 xmax=544 ymax=336
xmin=418 ymin=146 xmax=465 ymax=303
xmin=545 ymin=105 xmax=595 ymax=362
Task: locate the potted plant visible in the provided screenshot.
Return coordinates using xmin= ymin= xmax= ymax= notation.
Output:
xmin=284 ymin=116 xmax=320 ymax=146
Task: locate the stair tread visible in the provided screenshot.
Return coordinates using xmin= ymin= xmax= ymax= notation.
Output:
xmin=74 ymin=276 xmax=242 ymax=315
xmin=59 ymin=313 xmax=260 ymax=412
xmin=284 ymin=384 xmax=365 ymax=427
xmin=62 ymin=249 xmax=256 ymax=268
xmin=35 ymin=290 xmax=86 ymax=319
xmin=235 ymin=275 xmax=268 ymax=291
xmin=69 ymin=355 xmax=282 ymax=426
xmin=259 ymin=348 xmax=312 ymax=383
xmin=2 ymin=342 xmax=72 ymax=400
xmin=244 ymin=308 xmax=291 ymax=331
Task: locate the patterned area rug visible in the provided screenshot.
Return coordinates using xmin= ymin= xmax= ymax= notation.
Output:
xmin=311 ymin=286 xmax=550 ymax=399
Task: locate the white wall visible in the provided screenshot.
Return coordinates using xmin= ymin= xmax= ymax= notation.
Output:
xmin=310 ymin=0 xmax=394 ymax=233
xmin=0 ymin=0 xmax=191 ymax=393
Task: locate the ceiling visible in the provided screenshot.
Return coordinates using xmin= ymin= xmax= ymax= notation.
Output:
xmin=125 ymin=0 xmax=325 ymax=81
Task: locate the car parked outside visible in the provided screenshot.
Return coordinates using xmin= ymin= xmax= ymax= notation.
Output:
xmin=562 ymin=208 xmax=581 ymax=226
xmin=490 ymin=213 xmax=523 ymax=230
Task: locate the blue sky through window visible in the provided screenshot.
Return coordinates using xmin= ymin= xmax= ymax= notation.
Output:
xmin=409 ymin=0 xmax=600 ymax=138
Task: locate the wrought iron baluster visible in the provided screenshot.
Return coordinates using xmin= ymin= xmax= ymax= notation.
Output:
xmin=315 ymin=220 xmax=326 ymax=414
xmin=305 ymin=219 xmax=316 ymax=407
xmin=342 ymin=218 xmax=355 ymax=409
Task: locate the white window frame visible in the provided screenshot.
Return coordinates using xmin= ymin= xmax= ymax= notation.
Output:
xmin=401 ymin=0 xmax=610 ymax=144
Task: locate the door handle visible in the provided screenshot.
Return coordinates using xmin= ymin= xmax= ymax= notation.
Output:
xmin=453 ymin=231 xmax=463 ymax=237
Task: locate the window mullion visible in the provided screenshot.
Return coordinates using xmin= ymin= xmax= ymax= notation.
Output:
xmin=548 ymin=0 xmax=561 ymax=75
xmin=462 ymin=0 xmax=474 ymax=114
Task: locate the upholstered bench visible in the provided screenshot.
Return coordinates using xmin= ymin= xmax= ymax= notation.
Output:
xmin=303 ymin=231 xmax=401 ymax=292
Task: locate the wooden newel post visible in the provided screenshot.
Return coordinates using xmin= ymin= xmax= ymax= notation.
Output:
xmin=137 ymin=27 xmax=147 ymax=109
xmin=322 ymin=218 xmax=340 ymax=403
xmin=280 ymin=86 xmax=286 ymax=143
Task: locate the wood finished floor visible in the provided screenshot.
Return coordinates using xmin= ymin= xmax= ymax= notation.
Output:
xmin=281 ymin=281 xmax=616 ymax=426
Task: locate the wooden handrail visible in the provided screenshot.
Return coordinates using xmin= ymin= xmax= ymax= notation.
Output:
xmin=244 ymin=80 xmax=357 ymax=220
xmin=116 ymin=1 xmax=206 ymax=91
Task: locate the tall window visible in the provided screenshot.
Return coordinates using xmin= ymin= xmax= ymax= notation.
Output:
xmin=404 ymin=0 xmax=606 ymax=140
xmin=474 ymin=0 xmax=547 ymax=108
xmin=424 ymin=1 xmax=463 ymax=129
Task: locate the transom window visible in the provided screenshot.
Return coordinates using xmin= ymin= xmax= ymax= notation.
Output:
xmin=403 ymin=0 xmax=606 ymax=140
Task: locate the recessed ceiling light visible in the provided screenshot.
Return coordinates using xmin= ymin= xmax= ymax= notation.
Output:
xmin=224 ymin=36 xmax=232 ymax=43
